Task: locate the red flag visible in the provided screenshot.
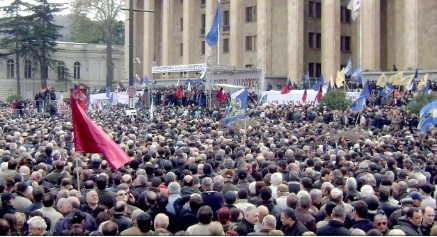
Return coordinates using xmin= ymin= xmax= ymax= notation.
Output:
xmin=216 ymin=90 xmax=227 ymax=103
xmin=316 ymin=87 xmax=323 ymax=102
xmin=281 ymin=85 xmax=291 ymax=94
xmin=394 ymin=89 xmax=400 ymax=97
xmin=70 ymin=94 xmax=130 ymax=170
xmin=302 ymin=88 xmax=307 ymax=102
xmin=176 ymin=85 xmax=184 ymax=99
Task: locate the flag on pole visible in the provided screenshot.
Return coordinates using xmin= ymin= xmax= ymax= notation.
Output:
xmin=391 ymin=71 xmax=404 ymax=86
xmin=313 ymin=75 xmax=324 ymax=91
xmin=336 ymin=69 xmax=345 ymax=88
xmin=347 ymin=0 xmax=361 ymax=20
xmin=223 ymin=89 xmax=248 ymax=126
xmin=329 ymin=75 xmax=335 ymax=90
xmin=150 ymin=99 xmax=154 ymax=120
xmin=281 ymin=84 xmax=291 ymax=94
xmin=423 ymin=83 xmax=431 ymax=94
xmin=70 ymin=94 xmax=130 ymax=170
xmin=187 ymin=81 xmax=192 ymax=91
xmin=418 ymin=109 xmax=437 ymax=132
xmin=176 ymin=85 xmax=184 ymax=99
xmin=327 ymin=81 xmax=333 ymax=92
xmin=344 ymin=56 xmax=353 ymax=76
xmin=418 ymin=73 xmax=429 ymax=91
xmin=205 ymin=3 xmax=221 ymax=47
xmin=302 ymin=88 xmax=308 ymax=102
xmin=351 ymin=65 xmax=362 ymax=84
xmin=105 ymin=88 xmax=111 ymax=98
xmin=376 ymin=73 xmax=388 ymax=87
xmin=379 ymin=82 xmax=395 ymax=98
xmin=351 ymin=96 xmax=366 ymax=112
xmin=316 ymin=87 xmax=323 ymax=102
xmin=360 ymin=80 xmax=371 ymax=99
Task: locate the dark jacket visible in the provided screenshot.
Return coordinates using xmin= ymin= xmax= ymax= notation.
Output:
xmin=54 ymin=210 xmax=97 ymax=235
xmin=114 ymin=214 xmax=133 ymax=233
xmin=379 ymin=200 xmax=399 ymax=218
xmin=235 ymin=218 xmax=255 ymax=236
xmin=201 ymin=191 xmax=225 ymax=216
xmin=248 ymin=228 xmax=271 ymax=235
xmin=351 ymin=219 xmax=375 ymax=232
xmin=295 ymin=207 xmax=316 ymax=232
xmin=180 ymin=186 xmax=200 ymax=196
xmin=24 ymin=201 xmax=43 ymax=219
xmin=257 ymin=199 xmax=281 ymax=220
xmin=96 ymin=189 xmax=116 ymax=209
xmin=173 ymin=195 xmax=199 ymax=231
xmin=0 ymin=204 xmax=16 ymax=219
xmin=396 ymin=216 xmax=422 ymax=236
xmin=283 ymin=221 xmax=308 ymax=236
xmin=316 ymin=220 xmax=351 ymax=236
xmin=45 ymin=170 xmax=63 ymax=185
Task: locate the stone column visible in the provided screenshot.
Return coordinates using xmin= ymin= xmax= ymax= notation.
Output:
xmin=142 ymin=0 xmax=154 ymax=78
xmin=183 ymin=0 xmax=195 ymax=65
xmin=162 ymin=0 xmax=173 ymax=70
xmin=404 ymin=0 xmax=418 ymax=69
xmin=124 ymin=0 xmax=130 ymax=80
xmin=230 ymin=0 xmax=243 ymax=67
xmin=321 ymin=0 xmax=340 ymax=80
xmin=361 ymin=0 xmax=381 ymax=71
xmin=287 ymin=0 xmax=304 ymax=83
xmin=257 ymin=0 xmax=272 ymax=74
xmin=205 ymin=1 xmax=218 ymax=63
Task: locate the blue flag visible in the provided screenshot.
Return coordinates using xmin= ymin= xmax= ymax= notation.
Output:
xmin=352 ymin=65 xmax=362 ymax=84
xmin=379 ymin=83 xmax=394 ymax=98
xmin=185 ymin=79 xmax=193 ymax=86
xmin=351 ymin=96 xmax=366 ymax=112
xmin=360 ymin=80 xmax=371 ymax=99
xmin=105 ymin=88 xmax=110 ymax=98
xmin=345 ymin=56 xmax=352 ymax=76
xmin=420 ymin=99 xmax=437 ymax=118
xmin=223 ymin=89 xmax=248 ymax=126
xmin=312 ymin=75 xmax=324 ymax=91
xmin=205 ymin=3 xmax=221 ymax=47
xmin=327 ymin=81 xmax=332 ymax=92
xmin=423 ymin=83 xmax=431 ymax=94
xmin=261 ymin=94 xmax=268 ymax=105
xmin=418 ymin=109 xmax=437 ymax=132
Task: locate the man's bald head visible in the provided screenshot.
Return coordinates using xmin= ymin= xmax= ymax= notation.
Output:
xmin=183 ymin=175 xmax=193 ymax=186
xmin=154 ymin=213 xmax=169 ymax=229
xmin=257 ymin=205 xmax=269 ymax=222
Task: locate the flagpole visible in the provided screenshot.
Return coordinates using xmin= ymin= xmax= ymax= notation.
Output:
xmin=217 ymin=0 xmax=221 ymax=65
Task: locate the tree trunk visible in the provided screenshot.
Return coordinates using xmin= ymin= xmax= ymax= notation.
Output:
xmin=41 ymin=51 xmax=47 ymax=89
xmin=15 ymin=51 xmax=21 ymax=96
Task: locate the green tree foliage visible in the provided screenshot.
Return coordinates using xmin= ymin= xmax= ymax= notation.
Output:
xmin=70 ymin=13 xmax=104 ymax=43
xmin=72 ymin=0 xmax=124 ymax=88
xmin=319 ymin=91 xmax=353 ymax=111
xmin=0 ymin=0 xmax=32 ymax=96
xmin=406 ymin=93 xmax=437 ymax=115
xmin=27 ymin=0 xmax=64 ymax=89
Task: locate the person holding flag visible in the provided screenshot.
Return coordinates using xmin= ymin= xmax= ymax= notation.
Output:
xmin=216 ymin=87 xmax=228 ymax=106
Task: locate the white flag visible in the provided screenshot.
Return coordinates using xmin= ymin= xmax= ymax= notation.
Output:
xmin=187 ymin=82 xmax=192 ymax=91
xmin=348 ymin=0 xmax=361 ymax=20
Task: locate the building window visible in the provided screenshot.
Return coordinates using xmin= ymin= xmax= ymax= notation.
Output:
xmin=24 ymin=59 xmax=32 ymax=79
xmin=308 ymin=32 xmax=321 ymax=49
xmin=245 ymin=6 xmax=257 ymax=22
xmin=223 ymin=38 xmax=229 ymax=53
xmin=309 ymin=63 xmax=322 ymax=78
xmin=246 ymin=36 xmax=256 ymax=51
xmin=223 ymin=10 xmax=230 ymax=32
xmin=309 ymin=1 xmax=321 ymax=18
xmin=201 ymin=0 xmax=205 ymax=5
xmin=245 ymin=64 xmax=253 ymax=68
xmin=341 ymin=36 xmax=351 ymax=52
xmin=180 ymin=18 xmax=183 ymax=31
xmin=57 ymin=61 xmax=65 ymax=80
xmin=7 ymin=59 xmax=14 ymax=78
xmin=74 ymin=62 xmax=81 ymax=80
xmin=180 ymin=43 xmax=183 ymax=57
xmin=201 ymin=41 xmax=205 ymax=55
xmin=340 ymin=6 xmax=351 ymax=23
xmin=201 ymin=14 xmax=206 ymax=35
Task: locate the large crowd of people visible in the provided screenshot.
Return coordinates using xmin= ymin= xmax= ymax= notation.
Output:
xmin=0 ymin=83 xmax=436 ymax=236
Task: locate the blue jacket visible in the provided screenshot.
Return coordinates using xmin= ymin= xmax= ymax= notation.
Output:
xmin=54 ymin=210 xmax=97 ymax=236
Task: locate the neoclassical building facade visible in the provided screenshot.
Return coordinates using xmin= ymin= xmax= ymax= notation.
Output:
xmin=0 ymin=42 xmax=125 ymax=100
xmin=126 ymin=0 xmax=437 ymax=83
